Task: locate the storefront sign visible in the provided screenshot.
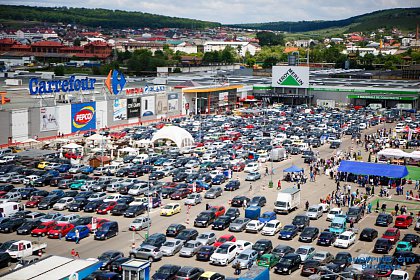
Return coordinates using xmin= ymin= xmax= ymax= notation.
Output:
xmin=141 ymin=95 xmax=155 ymax=117
xmin=168 ymin=93 xmax=179 ymax=112
xmin=272 ymin=66 xmax=309 ymax=88
xmin=105 ymin=70 xmax=126 ymax=95
xmin=29 ymin=76 xmax=96 ymax=95
xmin=40 ymin=107 xmax=58 ymax=132
xmin=71 ymin=102 xmax=96 ymax=133
xmin=113 ymin=99 xmax=127 ymax=121
xmin=144 ymin=85 xmax=166 ymax=94
xmin=347 ymin=94 xmax=417 ymax=101
xmin=127 ymin=98 xmax=141 ymax=119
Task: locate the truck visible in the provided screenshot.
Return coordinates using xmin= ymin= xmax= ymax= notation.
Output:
xmin=0 ymin=202 xmax=20 ymax=217
xmin=245 ymin=206 xmax=261 ymax=220
xmin=269 ymin=148 xmax=287 ymax=162
xmin=274 ymin=187 xmax=300 ymax=214
xmin=239 ymin=265 xmax=269 ymax=280
xmin=329 ymin=216 xmax=347 ymax=235
xmin=6 ymin=240 xmax=47 ymax=259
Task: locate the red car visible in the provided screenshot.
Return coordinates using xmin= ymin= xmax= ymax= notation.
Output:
xmin=31 ymin=221 xmax=56 ymax=237
xmin=110 ymin=131 xmax=126 ymax=140
xmin=62 ymin=173 xmax=74 ymax=179
xmin=170 ymin=188 xmax=189 ymax=200
xmin=163 ymin=182 xmax=178 ymax=188
xmin=231 ymin=162 xmax=245 ymax=172
xmin=394 ymin=215 xmax=413 ymax=229
xmin=96 ymin=201 xmax=118 ymax=214
xmin=25 ymin=196 xmax=44 ymax=208
xmin=210 ymin=206 xmax=226 ymax=218
xmin=86 ymin=218 xmax=109 ymax=232
xmin=47 ymin=223 xmax=74 ymax=239
xmin=214 ymin=234 xmax=236 ymax=247
xmin=382 ymin=228 xmax=401 ymax=244
xmin=187 ymin=184 xmax=204 ymax=193
xmin=64 ymin=152 xmax=82 ymax=159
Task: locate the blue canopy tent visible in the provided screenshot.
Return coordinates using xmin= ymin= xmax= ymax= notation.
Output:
xmin=283 ymin=165 xmax=304 ymax=173
xmin=337 ymin=160 xmax=408 ymax=178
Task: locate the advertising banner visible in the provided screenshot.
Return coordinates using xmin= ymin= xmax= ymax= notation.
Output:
xmin=156 ymin=93 xmax=168 ymax=115
xmin=71 ymin=102 xmax=96 ymax=133
xmin=113 ymin=99 xmax=127 ymax=121
xmin=272 ymin=66 xmax=310 ymax=88
xmin=168 ymin=93 xmax=178 ymax=112
xmin=40 ymin=107 xmax=59 ymax=131
xmin=141 ymin=95 xmax=155 ymax=117
xmin=127 ymin=97 xmax=141 ymax=119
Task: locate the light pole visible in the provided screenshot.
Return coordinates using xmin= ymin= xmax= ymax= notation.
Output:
xmin=99 ymin=110 xmax=105 ymax=167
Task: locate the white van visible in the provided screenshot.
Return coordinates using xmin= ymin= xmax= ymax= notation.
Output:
xmin=0 ymin=202 xmax=19 ymax=217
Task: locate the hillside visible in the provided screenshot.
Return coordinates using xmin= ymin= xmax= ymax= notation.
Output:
xmin=0 ymin=5 xmax=221 ymax=29
xmin=228 ymin=8 xmax=420 ymax=33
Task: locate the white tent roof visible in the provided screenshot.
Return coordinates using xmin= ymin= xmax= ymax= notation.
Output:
xmin=21 ymin=138 xmax=40 ymax=144
xmin=119 ymin=147 xmax=137 ymax=153
xmin=377 ymin=148 xmax=409 ymax=158
xmin=62 ymin=143 xmax=83 ymax=149
xmin=151 ymin=126 xmax=194 ymax=149
xmin=86 ymin=134 xmax=109 ymax=141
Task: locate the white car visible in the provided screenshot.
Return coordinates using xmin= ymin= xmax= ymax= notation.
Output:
xmin=327 ymin=208 xmax=343 ymax=221
xmin=318 ymin=203 xmax=330 ymax=213
xmin=210 ymin=242 xmax=238 ymax=266
xmin=87 ymin=192 xmax=107 ymax=201
xmin=415 ymin=217 xmax=420 ymax=230
xmin=128 ymin=184 xmax=148 ymax=196
xmin=261 ymin=220 xmax=282 ymax=236
xmin=0 ymin=192 xmax=21 ymax=203
xmin=334 ymin=231 xmax=356 ymax=248
xmin=56 ymin=214 xmax=80 ymax=224
xmin=103 ymin=194 xmax=122 ymax=203
xmin=389 ymin=270 xmax=409 ymax=280
xmin=130 ymin=197 xmax=148 ymax=206
xmin=53 ymin=197 xmax=75 ymax=211
xmin=244 ymin=162 xmax=259 ymax=173
xmin=23 ymin=175 xmax=40 ymax=185
xmin=129 ymin=217 xmax=151 ymax=231
xmin=306 ymin=205 xmax=323 ymax=220
xmin=245 ymin=220 xmax=265 ymax=233
xmin=235 ymin=240 xmax=253 ymax=253
xmin=68 ymin=164 xmax=83 ymax=174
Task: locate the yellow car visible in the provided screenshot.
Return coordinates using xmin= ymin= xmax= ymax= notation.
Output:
xmin=37 ymin=161 xmax=50 ymax=169
xmin=160 ymin=203 xmax=181 ymax=216
xmin=198 ymin=271 xmax=225 ymax=280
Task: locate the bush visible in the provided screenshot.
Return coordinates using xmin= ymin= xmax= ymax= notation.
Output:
xmin=173 ymin=67 xmax=181 ymax=73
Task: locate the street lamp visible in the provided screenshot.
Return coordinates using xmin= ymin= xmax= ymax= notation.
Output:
xmin=99 ymin=110 xmax=105 ymax=167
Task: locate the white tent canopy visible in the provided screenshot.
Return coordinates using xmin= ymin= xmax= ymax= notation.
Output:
xmin=62 ymin=143 xmax=83 ymax=149
xmin=86 ymin=134 xmax=110 ymax=141
xmin=377 ymin=148 xmax=410 ymax=159
xmin=151 ymin=126 xmax=194 ymax=149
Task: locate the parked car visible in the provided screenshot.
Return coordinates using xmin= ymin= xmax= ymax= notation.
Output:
xmin=274 ymin=253 xmax=301 ymax=275
xmin=359 ymin=228 xmax=378 ymax=242
xmin=210 ymin=242 xmax=238 ymax=266
xmin=160 ymin=239 xmax=184 ymax=256
xmin=196 ymin=245 xmax=216 ymax=262
xmin=166 ymin=224 xmax=186 ymax=238
xmin=279 ymin=224 xmax=299 ymax=240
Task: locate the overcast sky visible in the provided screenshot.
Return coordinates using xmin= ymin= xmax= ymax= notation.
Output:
xmin=2 ymin=0 xmax=419 ymax=24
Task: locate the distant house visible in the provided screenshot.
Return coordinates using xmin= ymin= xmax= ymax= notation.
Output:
xmin=203 ymin=41 xmax=260 ymax=56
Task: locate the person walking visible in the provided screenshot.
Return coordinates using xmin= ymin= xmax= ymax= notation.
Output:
xmin=305 ymin=201 xmax=309 ymax=211
xmin=277 ymin=180 xmax=281 ymax=190
xmin=367 ymin=202 xmax=372 ymax=214
xmin=394 ymin=204 xmax=399 ymax=215
xmin=234 ymin=262 xmax=241 ymax=275
xmin=75 ymin=229 xmax=80 ymax=244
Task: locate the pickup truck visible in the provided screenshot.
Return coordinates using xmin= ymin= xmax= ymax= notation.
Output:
xmin=6 ymin=240 xmax=47 ymax=259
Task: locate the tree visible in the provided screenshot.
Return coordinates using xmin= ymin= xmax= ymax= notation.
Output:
xmin=263 ymin=56 xmax=279 ymax=68
xmin=256 ymin=31 xmax=284 ymax=46
xmin=221 ymin=46 xmax=235 ymax=63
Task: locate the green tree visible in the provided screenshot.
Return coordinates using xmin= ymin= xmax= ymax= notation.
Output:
xmin=256 ymin=31 xmax=284 ymax=46
xmin=263 ymin=56 xmax=279 ymax=68
xmin=221 ymin=46 xmax=235 ymax=63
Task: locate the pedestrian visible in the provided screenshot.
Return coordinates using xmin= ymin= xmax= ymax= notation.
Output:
xmin=265 ymin=166 xmax=269 ymax=176
xmin=367 ymin=202 xmax=372 ymax=214
xmin=71 ymin=248 xmax=76 ymax=258
xmin=234 ymin=262 xmax=241 ymax=275
xmin=297 ymin=182 xmax=301 ymax=190
xmin=249 ymin=183 xmax=252 ymax=192
xmin=243 ymin=199 xmax=247 ymax=209
xmin=381 ymin=203 xmax=387 ymax=213
xmin=75 ymin=229 xmax=80 ymax=244
xmin=277 ymin=180 xmax=281 ymax=190
xmin=206 ymin=203 xmax=210 ymax=210
xmin=305 ymin=201 xmax=309 ymax=211
xmin=394 ymin=204 xmax=399 ymax=215
xmin=75 ymin=251 xmax=80 ymax=258
xmin=350 ymin=220 xmax=354 ymax=229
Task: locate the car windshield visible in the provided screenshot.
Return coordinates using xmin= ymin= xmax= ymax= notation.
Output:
xmin=348 ymin=208 xmax=359 ymax=215
xmin=197 ymin=234 xmax=208 ymax=239
xmin=331 ymin=223 xmax=343 ymax=228
xmin=390 ymin=275 xmax=405 ymax=280
xmin=184 ymin=243 xmax=195 ymax=248
xmin=296 ymin=248 xmax=308 ymax=254
xmin=157 ymin=267 xmax=172 ymax=275
xmin=237 ymin=253 xmax=249 ymax=260
xmin=308 ymin=207 xmax=318 ymax=212
xmin=385 ymin=231 xmax=396 ymax=236
xmin=164 ymin=205 xmax=174 ymax=209
xmin=37 ymin=224 xmax=48 ymax=229
xmin=52 ymin=225 xmax=63 ymax=230
xmin=396 ymin=218 xmax=405 ymax=222
xmin=338 ymin=235 xmax=349 ymax=240
xmin=253 ymin=243 xmax=266 ymax=250
xmin=283 ymin=226 xmax=294 ymax=232
xmin=330 ymin=210 xmax=340 ymax=214
xmin=294 ymin=216 xmax=305 ymax=223
xmin=280 ymin=258 xmax=293 ymax=265
xmin=275 ymin=201 xmax=286 ymax=207
xmin=218 ymin=237 xmax=227 ymax=242
xmin=216 ymin=247 xmax=228 ymax=254
xmin=314 ymin=253 xmax=326 ymax=259
xmin=163 ymin=242 xmax=175 ymax=247
xmin=396 ymin=243 xmax=407 ymax=248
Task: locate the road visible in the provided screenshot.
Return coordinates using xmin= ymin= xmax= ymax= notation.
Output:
xmin=1 ymin=122 xmax=419 ymax=279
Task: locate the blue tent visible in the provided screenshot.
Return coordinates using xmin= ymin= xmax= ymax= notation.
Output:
xmin=337 ymin=160 xmax=408 ymax=178
xmin=283 ymin=165 xmax=304 ymax=173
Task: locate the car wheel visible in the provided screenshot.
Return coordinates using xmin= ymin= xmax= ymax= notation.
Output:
xmin=41 ymin=233 xmax=45 ymax=237
xmin=130 ymin=253 xmax=136 ymax=259
xmin=288 ymin=269 xmax=291 ymax=275
xmin=148 ymin=257 xmax=154 ymax=262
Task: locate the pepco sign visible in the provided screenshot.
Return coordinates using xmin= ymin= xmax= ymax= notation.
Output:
xmin=71 ymin=102 xmax=96 ymax=133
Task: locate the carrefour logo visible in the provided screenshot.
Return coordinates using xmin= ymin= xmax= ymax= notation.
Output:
xmin=73 ymin=105 xmax=95 ymax=129
xmin=105 ymin=69 xmax=126 ymax=95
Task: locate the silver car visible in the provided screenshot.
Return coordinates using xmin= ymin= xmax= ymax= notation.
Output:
xmin=245 ymin=171 xmax=261 ymax=181
xmin=196 ymin=232 xmax=216 ymax=245
xmin=160 ymin=239 xmax=183 ymax=256
xmin=204 ymin=187 xmax=223 ymax=199
xmin=179 ymin=240 xmax=203 ymax=257
xmin=129 ymin=217 xmax=151 ymax=231
xmin=229 ymin=218 xmax=251 ymax=232
xmin=129 ymin=245 xmax=163 ymax=262
xmin=415 ymin=217 xmax=420 ymax=230
xmin=232 ymin=249 xmax=258 ymax=269
xmin=184 ymin=193 xmax=202 ymax=205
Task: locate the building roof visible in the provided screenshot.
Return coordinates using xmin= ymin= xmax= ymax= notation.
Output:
xmin=31 ymin=41 xmax=63 ymax=47
xmin=0 ymin=38 xmax=17 ymax=45
xmin=151 ymin=125 xmax=194 ymax=149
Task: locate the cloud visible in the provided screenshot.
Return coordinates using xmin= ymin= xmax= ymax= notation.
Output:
xmin=1 ymin=0 xmax=417 ymax=23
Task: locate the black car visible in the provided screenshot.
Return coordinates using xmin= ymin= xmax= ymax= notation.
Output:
xmin=149 ymin=172 xmax=165 ymax=181
xmin=124 ymin=205 xmax=146 ymax=218
xmin=111 ymin=204 xmax=129 ymax=216
xmin=17 ymin=220 xmax=42 ymax=235
xmin=299 ymin=227 xmax=319 ymax=243
xmin=317 ymin=231 xmax=336 ymax=246
xmin=0 ymin=239 xmax=18 ymax=253
xmin=249 ymin=196 xmax=266 ymax=207
xmin=127 ymin=166 xmax=143 ymax=178
xmin=375 ymin=213 xmax=393 ymax=227
xmin=68 ymin=198 xmax=89 ymax=212
xmin=225 ymin=208 xmax=240 ymax=221
xmin=301 ymin=259 xmax=322 ymax=276
xmin=212 ymin=216 xmax=231 ymax=230
xmin=64 ymin=190 xmax=79 ymax=197
xmin=109 ymin=256 xmax=131 ymax=273
xmin=292 ymin=215 xmax=310 ymax=231
xmin=98 ymin=250 xmax=124 ymax=270
xmin=274 ymin=253 xmax=301 ymax=275
xmin=272 ymin=245 xmax=295 ymax=258
xmin=31 ymin=189 xmax=49 ymax=197
xmin=19 ymin=188 xmax=35 ymax=199
xmin=117 ymin=195 xmax=135 ymax=205
xmin=359 ymin=228 xmax=379 ymax=242
xmin=319 ymin=263 xmax=342 ymax=279
xmin=152 ymin=264 xmax=181 ymax=280
xmin=374 ymin=238 xmax=393 ymax=254
xmin=175 ymin=266 xmax=203 ymax=280
xmin=393 ymin=251 xmax=419 ymax=265
xmin=142 ymin=233 xmax=167 ymax=248
xmin=0 ymin=184 xmax=14 ymax=192
xmin=0 ymin=218 xmax=26 ymax=233
xmin=375 ymin=255 xmax=398 ymax=277
xmin=346 ymin=206 xmax=363 ymax=223
xmin=84 ymin=200 xmax=103 ymax=212
xmin=0 ymin=252 xmax=12 ymax=268
xmin=252 ymin=239 xmax=273 ymax=256
xmin=402 ymin=233 xmax=420 ymax=247
xmin=115 ymin=168 xmax=130 ymax=177
xmin=332 ymin=252 xmax=352 ymax=268
xmin=166 ymin=224 xmax=186 ymax=237
xmin=194 ymin=211 xmax=216 ymax=227
xmin=161 ymin=188 xmax=176 ymax=199
xmin=38 ymin=195 xmax=60 ymax=210
xmin=173 ymin=172 xmax=188 ymax=182
xmin=224 ymin=180 xmax=240 ymax=191
xmin=196 ymin=245 xmax=216 ymax=261
xmin=176 ymin=229 xmax=198 ymax=243
xmin=72 ymin=216 xmax=93 ymax=227
xmin=231 ymin=196 xmax=250 ymax=207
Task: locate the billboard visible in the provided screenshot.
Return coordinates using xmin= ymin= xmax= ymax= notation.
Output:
xmin=272 ymin=66 xmax=310 ymax=88
xmin=141 ymin=95 xmax=155 ymax=117
xmin=156 ymin=93 xmax=168 ymax=115
xmin=40 ymin=107 xmax=59 ymax=131
xmin=71 ymin=102 xmax=96 ymax=133
xmin=168 ymin=93 xmax=178 ymax=112
xmin=113 ymin=99 xmax=127 ymax=121
xmin=127 ymin=97 xmax=141 ymax=119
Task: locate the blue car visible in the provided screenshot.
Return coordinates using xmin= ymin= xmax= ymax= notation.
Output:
xmin=65 ymin=225 xmax=90 ymax=242
xmin=80 ymin=166 xmax=94 ymax=174
xmin=194 ymin=180 xmax=211 ymax=190
xmin=57 ymin=164 xmax=72 ymax=173
xmin=258 ymin=211 xmax=276 ymax=224
xmin=224 ymin=180 xmax=240 ymax=191
xmin=279 ymin=224 xmax=299 ymax=240
xmin=211 ymin=174 xmax=226 ymax=185
xmin=47 ymin=170 xmax=60 ymax=177
xmin=48 ymin=189 xmax=65 ymax=198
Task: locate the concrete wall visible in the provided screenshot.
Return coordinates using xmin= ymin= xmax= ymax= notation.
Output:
xmin=312 ymin=91 xmax=350 ymax=105
xmin=0 ymin=111 xmax=11 ymax=145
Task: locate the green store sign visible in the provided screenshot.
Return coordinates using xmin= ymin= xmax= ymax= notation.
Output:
xmin=347 ymin=94 xmax=417 ymax=101
xmin=310 ymin=87 xmax=419 ymax=95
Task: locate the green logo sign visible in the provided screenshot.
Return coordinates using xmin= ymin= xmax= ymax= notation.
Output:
xmin=277 ymin=68 xmax=304 ymax=86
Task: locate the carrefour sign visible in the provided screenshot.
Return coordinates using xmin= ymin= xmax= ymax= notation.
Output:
xmin=272 ymin=66 xmax=309 ymax=88
xmin=29 ymin=76 xmax=97 ymax=95
xmin=71 ymin=102 xmax=96 ymax=133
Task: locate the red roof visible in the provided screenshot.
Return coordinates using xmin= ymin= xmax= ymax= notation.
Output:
xmin=0 ymin=38 xmax=17 ymax=45
xmin=10 ymin=44 xmax=31 ymax=50
xmin=31 ymin=41 xmax=64 ymax=47
xmin=85 ymin=41 xmax=109 ymax=47
xmin=61 ymin=46 xmax=84 ymax=51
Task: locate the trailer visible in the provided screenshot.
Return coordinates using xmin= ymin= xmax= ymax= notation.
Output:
xmin=274 ymin=187 xmax=300 ymax=214
xmin=245 ymin=206 xmax=261 ymax=220
xmin=269 ymin=148 xmax=287 ymax=162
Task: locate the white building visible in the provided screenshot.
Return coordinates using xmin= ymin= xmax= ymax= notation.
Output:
xmin=203 ymin=41 xmax=260 ymax=56
xmin=342 ymin=46 xmax=398 ymax=56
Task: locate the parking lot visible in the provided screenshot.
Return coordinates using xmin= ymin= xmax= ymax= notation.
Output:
xmin=0 ymin=106 xmax=419 ymax=279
